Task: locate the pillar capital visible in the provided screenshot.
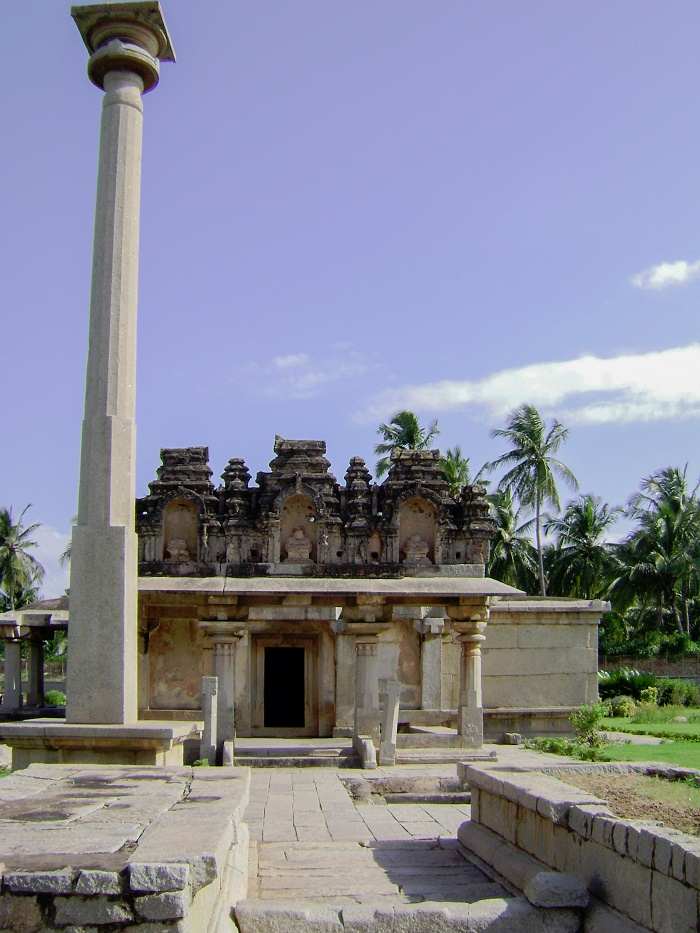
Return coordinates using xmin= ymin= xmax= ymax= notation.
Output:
xmin=72 ymin=2 xmax=176 ymax=92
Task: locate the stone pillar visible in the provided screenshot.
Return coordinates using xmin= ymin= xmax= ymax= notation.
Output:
xmin=378 ymin=678 xmax=401 ymax=766
xmin=447 ymin=599 xmax=489 ymax=748
xmin=354 ymin=637 xmax=380 ymax=745
xmin=26 ymin=638 xmax=45 ymax=708
xmin=1 ymin=640 xmax=22 ymax=713
xmin=201 ymin=676 xmax=218 ymax=765
xmin=213 ymin=639 xmax=237 ymax=754
xmin=331 ymin=618 xmax=356 ymax=736
xmin=66 ymin=4 xmax=175 ymax=724
xmin=457 ymin=628 xmax=486 ymax=746
xmin=417 ymin=610 xmax=445 ymax=710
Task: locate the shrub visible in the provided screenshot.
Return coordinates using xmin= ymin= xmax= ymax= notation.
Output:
xmin=632 ymin=704 xmax=687 ymax=724
xmin=639 ymin=686 xmax=659 ymax=705
xmin=570 ymin=703 xmax=607 ymax=746
xmin=598 ymin=668 xmax=657 ymax=701
xmin=657 ymin=678 xmax=700 ymax=707
xmin=44 ymin=690 xmax=66 ymax=707
xmin=609 ymin=695 xmax=637 ymax=718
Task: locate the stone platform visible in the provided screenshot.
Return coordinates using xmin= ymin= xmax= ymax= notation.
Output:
xmin=0 ymin=764 xmax=249 ymax=931
xmin=0 ymin=719 xmax=198 ymax=770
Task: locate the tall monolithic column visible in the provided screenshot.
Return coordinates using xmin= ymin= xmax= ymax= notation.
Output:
xmin=67 ymin=5 xmax=175 ymax=723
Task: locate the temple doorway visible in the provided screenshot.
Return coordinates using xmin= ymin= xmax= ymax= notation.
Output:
xmin=264 ymin=647 xmax=304 ymax=728
xmin=251 ymin=635 xmax=318 ymax=736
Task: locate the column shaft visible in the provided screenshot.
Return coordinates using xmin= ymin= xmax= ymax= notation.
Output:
xmin=458 ymin=632 xmax=485 ymax=747
xmin=67 ymin=71 xmax=145 ymax=724
xmin=1 ymin=641 xmax=23 ymax=713
xmin=213 ymin=639 xmax=237 ymax=752
xmin=27 ymin=640 xmax=45 ymax=708
xmin=354 ymin=638 xmax=380 ymax=744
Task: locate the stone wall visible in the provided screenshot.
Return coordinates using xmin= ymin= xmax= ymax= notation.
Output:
xmin=484 ymin=599 xmax=601 ymax=713
xmin=459 ymin=762 xmax=700 ymax=932
xmin=600 ymin=656 xmax=700 ymax=683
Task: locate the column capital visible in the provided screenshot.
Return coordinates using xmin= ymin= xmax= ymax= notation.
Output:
xmin=72 ymin=2 xmax=176 ymax=92
xmin=355 ymin=637 xmax=378 ymax=657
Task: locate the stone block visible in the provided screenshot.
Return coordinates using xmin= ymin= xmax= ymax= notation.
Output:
xmin=682 ymin=843 xmax=700 ymax=888
xmin=651 ymin=870 xmax=697 ymax=933
xmin=584 ymin=899 xmax=649 ymax=933
xmin=479 ymin=790 xmax=517 ymax=843
xmin=0 ymin=894 xmax=43 ymax=933
xmin=523 ymin=871 xmax=589 ymax=908
xmin=75 ymin=869 xmax=122 ymax=895
xmin=234 ymin=900 xmax=343 ymax=932
xmin=568 ymin=804 xmax=614 ymax=841
xmin=577 ymin=840 xmax=652 ymax=928
xmin=53 ymin=897 xmax=134 ymax=927
xmin=4 ymin=868 xmax=75 ymax=894
xmin=590 ymin=814 xmax=617 ymax=849
xmin=135 ymin=891 xmax=189 ymax=921
xmin=128 ymin=862 xmax=189 ymax=893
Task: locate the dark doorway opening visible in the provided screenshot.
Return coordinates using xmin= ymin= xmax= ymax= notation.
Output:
xmin=264 ymin=646 xmax=305 ymax=728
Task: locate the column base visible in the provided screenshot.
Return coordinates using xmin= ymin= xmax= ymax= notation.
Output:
xmin=0 ymin=719 xmax=198 ymax=771
xmin=458 ymin=706 xmax=484 ymax=747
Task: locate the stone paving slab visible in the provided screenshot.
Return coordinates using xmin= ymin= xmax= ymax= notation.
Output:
xmin=0 ymin=763 xmax=251 ymax=931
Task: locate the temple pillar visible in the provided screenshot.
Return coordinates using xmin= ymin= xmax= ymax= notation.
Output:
xmin=354 ymin=636 xmax=380 ymax=745
xmin=417 ymin=610 xmax=445 ymax=709
xmin=26 ymin=637 xmax=45 ymax=708
xmin=446 ymin=599 xmax=489 ymax=748
xmin=332 ymin=618 xmax=356 ymax=736
xmin=212 ymin=638 xmax=238 ymax=754
xmin=66 ymin=4 xmax=175 ymax=724
xmin=1 ymin=639 xmax=23 ymax=713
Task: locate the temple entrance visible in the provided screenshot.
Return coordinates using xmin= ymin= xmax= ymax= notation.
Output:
xmin=264 ymin=647 xmax=305 ymax=728
xmin=251 ymin=635 xmax=318 ymax=736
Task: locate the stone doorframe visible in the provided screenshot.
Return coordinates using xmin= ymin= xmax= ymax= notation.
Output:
xmin=250 ymin=633 xmax=319 ymax=737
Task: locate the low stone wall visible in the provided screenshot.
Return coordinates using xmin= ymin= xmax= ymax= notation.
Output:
xmin=458 ymin=762 xmax=700 ymax=932
xmin=0 ymin=763 xmax=250 ymax=931
xmin=600 ymin=656 xmax=700 ymax=682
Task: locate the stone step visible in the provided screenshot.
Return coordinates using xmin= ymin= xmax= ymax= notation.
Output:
xmin=395 ymin=748 xmax=497 ymax=765
xmin=234 ymin=754 xmax=360 ymax=768
xmin=234 ymin=895 xmax=574 ymax=932
xmin=396 ymin=733 xmax=463 ymax=748
xmin=383 ymin=791 xmax=471 ymax=805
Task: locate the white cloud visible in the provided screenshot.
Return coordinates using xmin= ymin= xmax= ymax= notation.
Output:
xmin=245 ymin=349 xmax=373 ymax=400
xmin=631 ymin=259 xmax=700 ymax=290
xmin=272 ymin=353 xmax=310 ymax=369
xmin=358 ymin=343 xmax=700 ymax=427
xmin=33 ymin=524 xmax=71 ymax=599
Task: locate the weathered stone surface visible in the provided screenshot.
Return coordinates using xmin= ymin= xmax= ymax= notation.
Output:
xmin=134 ymin=891 xmax=189 ymax=921
xmin=0 ymin=893 xmax=43 ymax=933
xmin=523 ymin=871 xmax=589 ymax=908
xmin=650 ymin=870 xmax=697 ymax=933
xmin=128 ymin=862 xmax=189 ymax=893
xmin=235 ymin=901 xmax=343 ymax=932
xmin=4 ymin=868 xmax=75 ymax=894
xmin=75 ymin=869 xmax=122 ymax=895
xmin=53 ymin=896 xmax=133 ymax=926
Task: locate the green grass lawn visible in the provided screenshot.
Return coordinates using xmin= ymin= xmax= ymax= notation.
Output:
xmin=601 ymin=742 xmax=700 ymax=769
xmin=606 ymin=712 xmax=700 ymax=741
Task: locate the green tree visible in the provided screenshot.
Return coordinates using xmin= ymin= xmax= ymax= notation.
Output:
xmin=374 ymin=410 xmax=439 ymax=478
xmin=609 ymin=467 xmax=700 ymax=636
xmin=439 ymin=446 xmax=471 ymax=496
xmin=544 ymin=494 xmax=620 ymax=599
xmin=486 ymin=489 xmax=538 ymax=591
xmin=0 ymin=505 xmax=44 ymax=611
xmin=487 ymin=404 xmax=578 ymax=596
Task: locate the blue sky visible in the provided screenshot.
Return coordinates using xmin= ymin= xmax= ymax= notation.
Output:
xmin=2 ymin=1 xmax=699 ymax=596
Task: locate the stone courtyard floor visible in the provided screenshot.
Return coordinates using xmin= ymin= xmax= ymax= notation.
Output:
xmin=242 ymin=764 xmax=506 ymax=908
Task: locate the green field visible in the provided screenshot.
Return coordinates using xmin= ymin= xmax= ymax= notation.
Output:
xmin=606 ymin=711 xmax=700 ymax=742
xmin=601 ymin=742 xmax=700 ymax=769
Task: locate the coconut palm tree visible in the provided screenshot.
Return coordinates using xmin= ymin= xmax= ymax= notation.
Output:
xmin=439 ymin=446 xmax=471 ymax=496
xmin=486 ymin=489 xmax=538 ymax=591
xmin=374 ymin=410 xmax=439 ymax=478
xmin=609 ymin=467 xmax=700 ymax=635
xmin=0 ymin=505 xmax=44 ymax=611
xmin=486 ymin=404 xmax=578 ymax=596
xmin=544 ymin=494 xmax=621 ymax=599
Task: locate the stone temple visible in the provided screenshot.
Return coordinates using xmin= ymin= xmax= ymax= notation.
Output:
xmin=1 ymin=440 xmax=605 ymax=766
xmin=126 ymin=437 xmax=602 ymax=750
